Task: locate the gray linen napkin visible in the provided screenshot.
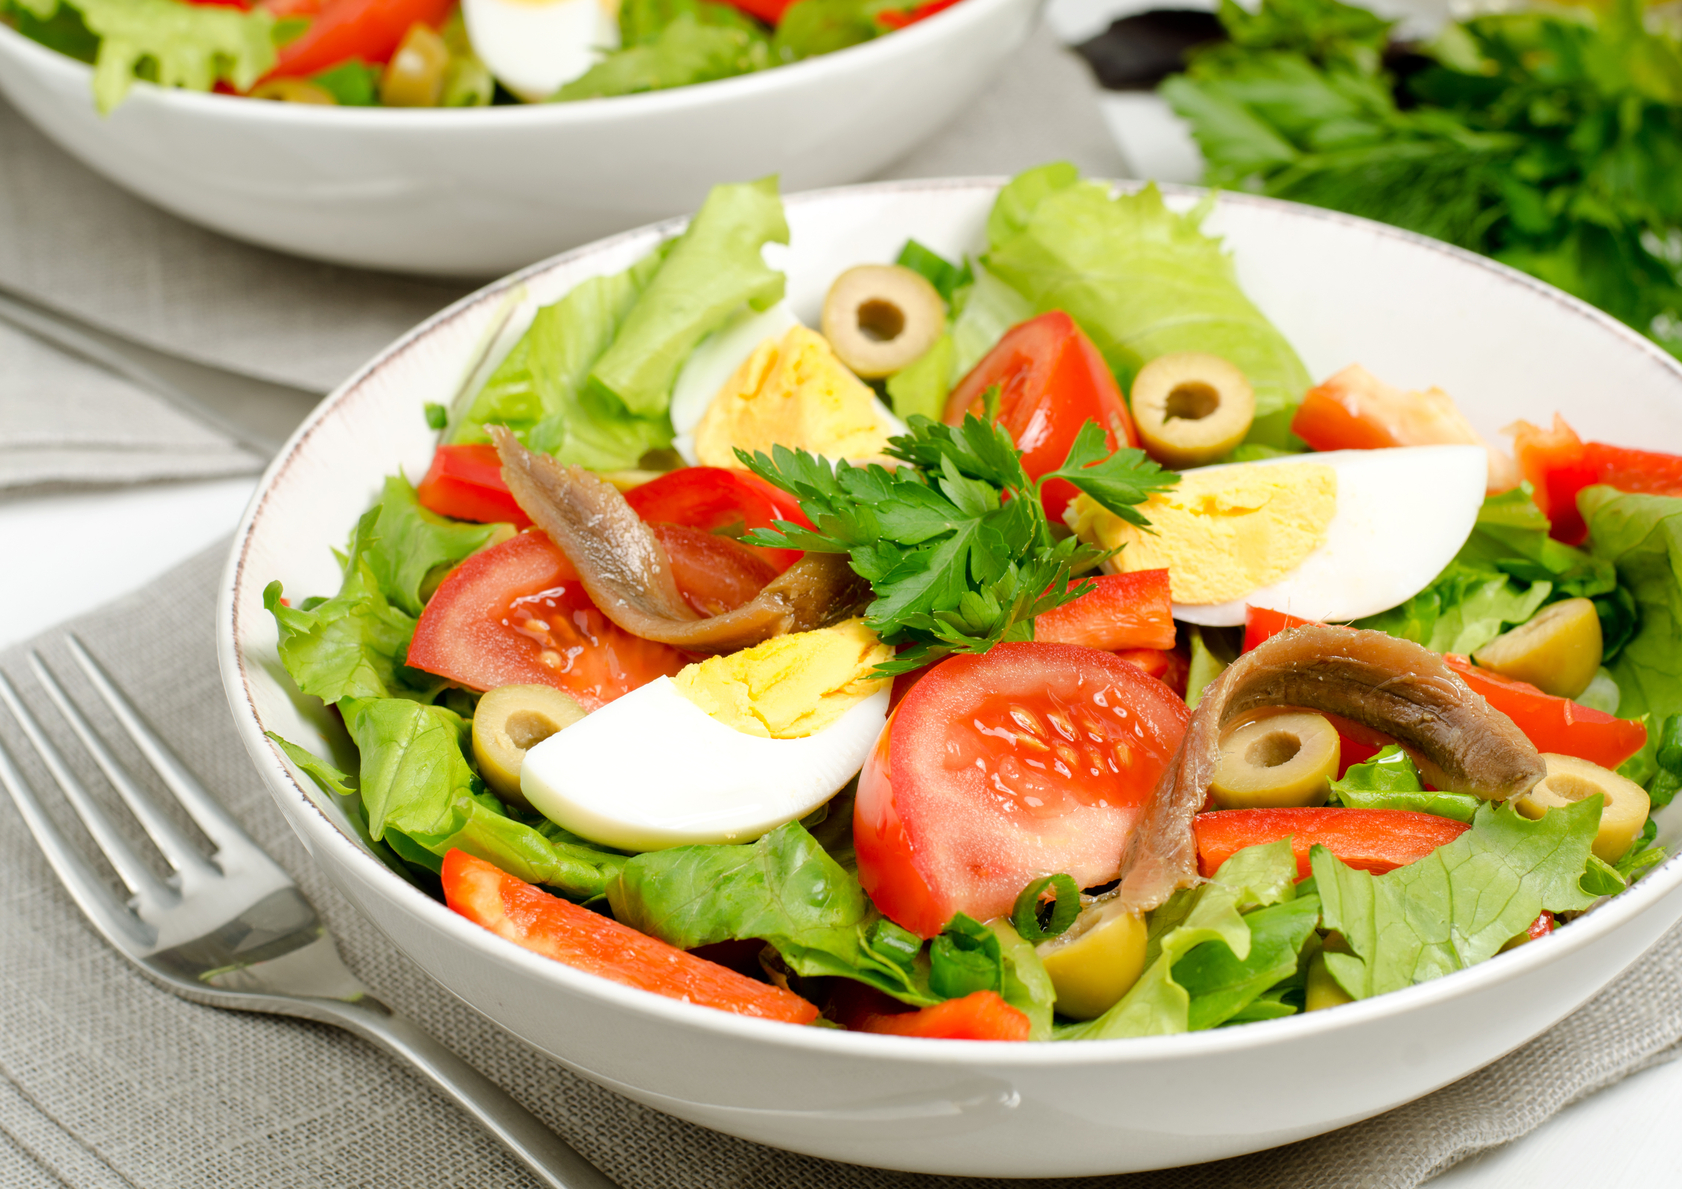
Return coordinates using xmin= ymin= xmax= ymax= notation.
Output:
xmin=3 ymin=544 xmax=1682 ymax=1189
xmin=0 ymin=322 xmax=262 ymax=492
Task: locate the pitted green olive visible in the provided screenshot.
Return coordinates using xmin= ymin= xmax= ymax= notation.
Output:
xmin=821 ymin=265 xmax=947 ymax=380
xmin=380 ymin=22 xmax=451 ymax=107
xmin=1472 ymin=597 xmax=1602 ymax=699
xmin=250 ymin=78 xmax=336 ymax=104
xmin=472 ymin=684 xmax=586 ymax=808
xmin=1035 ymin=901 xmax=1147 ymax=1020
xmin=1305 ymin=952 xmax=1353 ymax=1011
xmin=1129 ymin=353 xmax=1256 ymax=468
xmin=1209 ymin=712 xmax=1341 ymax=810
xmin=1513 ymin=752 xmax=1649 ymax=865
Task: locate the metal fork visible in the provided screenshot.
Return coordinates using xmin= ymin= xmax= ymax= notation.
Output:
xmin=0 ymin=637 xmax=618 ymax=1189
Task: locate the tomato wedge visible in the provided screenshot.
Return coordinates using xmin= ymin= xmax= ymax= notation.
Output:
xmin=1442 ymin=655 xmax=1647 ymax=770
xmin=416 ymin=444 xmax=532 ymax=528
xmin=1510 ymin=414 xmax=1682 ymax=545
xmin=266 ymin=0 xmax=453 ymax=77
xmin=442 ymin=851 xmax=819 ymax=1024
xmin=1033 ymin=570 xmax=1175 ymax=652
xmin=944 ymin=312 xmax=1138 ymax=522
xmin=407 ymin=531 xmax=684 ymax=709
xmin=713 ymin=0 xmax=795 ymax=22
xmin=650 ymin=522 xmax=778 ymax=617
xmin=1193 ymin=808 xmax=1470 ymax=879
xmin=829 ymin=983 xmax=1029 ymax=1041
xmin=624 ymin=466 xmax=812 ymax=572
xmin=855 ymin=642 xmax=1190 ymax=938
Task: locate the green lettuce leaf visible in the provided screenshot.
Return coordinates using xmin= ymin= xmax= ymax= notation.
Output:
xmin=338 ymin=697 xmax=625 ymax=898
xmin=1316 ymin=799 xmax=1601 ymax=1000
xmin=555 ymin=13 xmax=769 ymax=101
xmin=1061 ymin=839 xmax=1302 ymax=1039
xmin=1580 ymin=487 xmax=1682 ymax=727
xmin=1328 ymin=745 xmax=1482 ymax=822
xmin=24 ymin=0 xmax=277 ymax=112
xmin=361 ymin=476 xmax=504 ymax=617
xmin=450 ymin=247 xmax=676 ymax=470
xmin=982 ymin=165 xmax=1313 ymax=446
xmin=607 ymin=821 xmax=939 ymax=1005
xmin=619 ymin=0 xmax=764 ymax=46
xmin=1176 ymin=895 xmax=1321 ymax=1031
xmin=771 ymin=0 xmax=879 ymax=59
xmin=949 ymin=262 xmax=1035 ymax=378
xmin=989 ymin=918 xmax=1057 ymax=1041
xmin=884 ymin=333 xmax=953 ymax=422
xmin=896 ymin=239 xmax=972 ymax=304
xmin=585 ymin=177 xmax=789 ymax=417
xmin=1355 ymin=486 xmax=1623 ymax=656
xmin=264 ymin=509 xmax=432 ymax=705
xmin=1354 ymin=561 xmax=1551 ymax=655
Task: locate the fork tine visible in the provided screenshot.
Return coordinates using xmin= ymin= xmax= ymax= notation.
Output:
xmin=0 ymin=729 xmax=155 ymax=951
xmin=0 ymin=669 xmax=176 ymax=908
xmin=64 ymin=636 xmax=258 ymax=859
xmin=30 ymin=652 xmax=218 ymax=885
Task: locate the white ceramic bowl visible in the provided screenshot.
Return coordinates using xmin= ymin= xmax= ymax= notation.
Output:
xmin=0 ymin=0 xmax=1034 ymax=278
xmin=219 ymin=178 xmax=1682 ymax=1177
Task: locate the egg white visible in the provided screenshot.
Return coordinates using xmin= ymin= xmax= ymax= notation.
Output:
xmin=462 ymin=0 xmax=618 ymax=103
xmin=520 ymin=678 xmax=889 ymax=851
xmin=1169 ymin=445 xmax=1488 ymax=627
xmin=668 ymin=302 xmax=906 ymax=466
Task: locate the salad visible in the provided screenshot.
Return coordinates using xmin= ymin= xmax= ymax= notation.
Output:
xmin=1 ymin=0 xmax=961 ymax=113
xmin=267 ymin=166 xmax=1682 ymax=1042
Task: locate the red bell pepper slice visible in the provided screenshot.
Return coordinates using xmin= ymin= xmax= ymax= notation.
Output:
xmin=877 ymin=0 xmax=963 ymax=29
xmin=830 ymin=983 xmax=1029 ymax=1040
xmin=442 ymin=850 xmax=820 ymax=1024
xmin=1194 ymin=807 xmax=1470 ymax=879
xmin=266 ymin=0 xmax=453 ymax=78
xmin=1034 ymin=570 xmax=1176 ymax=652
xmin=1509 ymin=413 xmax=1682 ymax=546
xmin=415 ymin=444 xmax=532 ymax=528
xmin=1442 ymin=655 xmax=1647 ymax=770
xmin=713 ymin=0 xmax=795 ymax=22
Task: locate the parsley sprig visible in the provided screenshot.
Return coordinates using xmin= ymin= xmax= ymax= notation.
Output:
xmin=738 ymin=414 xmax=1179 ymax=675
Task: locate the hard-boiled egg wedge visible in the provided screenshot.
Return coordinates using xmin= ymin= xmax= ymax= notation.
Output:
xmin=520 ymin=620 xmax=892 ymax=851
xmin=672 ymin=320 xmax=905 ymax=468
xmin=462 ymin=0 xmax=619 ymax=103
xmin=1067 ymin=445 xmax=1487 ymax=626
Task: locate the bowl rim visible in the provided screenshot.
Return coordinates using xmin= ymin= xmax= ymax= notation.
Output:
xmin=0 ymin=0 xmax=1026 ymax=126
xmin=220 ymin=174 xmax=1682 ymax=1069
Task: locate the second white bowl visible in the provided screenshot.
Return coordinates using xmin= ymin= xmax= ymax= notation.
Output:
xmin=0 ymin=0 xmax=1035 ymax=277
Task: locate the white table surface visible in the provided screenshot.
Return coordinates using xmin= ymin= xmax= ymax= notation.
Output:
xmin=3 ymin=476 xmax=1680 ymax=1185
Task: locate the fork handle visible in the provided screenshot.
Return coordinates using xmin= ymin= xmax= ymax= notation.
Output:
xmin=308 ymin=996 xmax=623 ymax=1189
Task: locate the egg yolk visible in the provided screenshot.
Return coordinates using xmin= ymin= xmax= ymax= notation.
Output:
xmin=692 ymin=325 xmax=894 ymax=467
xmin=672 ymin=619 xmax=892 ymax=739
xmin=1068 ymin=462 xmax=1337 ymax=605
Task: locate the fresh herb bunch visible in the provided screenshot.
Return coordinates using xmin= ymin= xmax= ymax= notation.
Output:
xmin=738 ymin=414 xmax=1178 ymax=674
xmin=1161 ymin=0 xmax=1682 ymax=358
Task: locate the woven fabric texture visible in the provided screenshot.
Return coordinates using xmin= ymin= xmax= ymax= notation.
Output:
xmin=1 ymin=545 xmax=1680 ymax=1189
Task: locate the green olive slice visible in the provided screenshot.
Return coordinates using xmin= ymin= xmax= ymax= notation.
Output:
xmin=820 ymin=265 xmax=946 ymax=380
xmin=1513 ymin=752 xmax=1650 ymax=865
xmin=250 ymin=78 xmax=337 ymax=104
xmin=1129 ymin=353 xmax=1256 ymax=468
xmin=1209 ymin=711 xmax=1341 ymax=810
xmin=471 ymin=684 xmax=586 ymax=808
xmin=379 ymin=22 xmax=451 ymax=108
xmin=1472 ymin=597 xmax=1603 ymax=699
xmin=1305 ymin=951 xmax=1353 ymax=1011
xmin=1035 ymin=900 xmax=1147 ymax=1020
